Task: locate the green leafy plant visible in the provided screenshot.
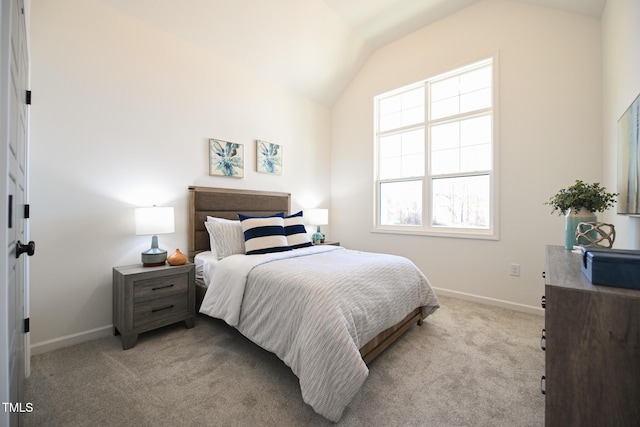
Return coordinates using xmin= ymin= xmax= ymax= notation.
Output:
xmin=545 ymin=180 xmax=618 ymax=215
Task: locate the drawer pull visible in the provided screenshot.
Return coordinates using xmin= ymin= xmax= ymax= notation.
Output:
xmin=540 ymin=375 xmax=546 ymax=395
xmin=152 ymin=304 xmax=174 ymax=313
xmin=540 ymin=329 xmax=546 ymax=351
xmin=152 ymin=284 xmax=175 ymax=291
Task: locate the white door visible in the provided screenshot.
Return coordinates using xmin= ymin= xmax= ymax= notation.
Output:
xmin=1 ymin=0 xmax=30 ymax=426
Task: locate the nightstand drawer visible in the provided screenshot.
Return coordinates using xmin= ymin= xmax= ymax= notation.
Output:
xmin=133 ymin=274 xmax=188 ymax=301
xmin=134 ymin=294 xmax=189 ymax=329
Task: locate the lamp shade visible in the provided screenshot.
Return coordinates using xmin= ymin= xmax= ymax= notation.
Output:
xmin=135 ymin=206 xmax=175 ymax=235
xmin=306 ymin=208 xmax=328 ymax=226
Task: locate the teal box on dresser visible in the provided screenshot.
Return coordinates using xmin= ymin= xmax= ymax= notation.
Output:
xmin=581 ymin=247 xmax=640 ymax=289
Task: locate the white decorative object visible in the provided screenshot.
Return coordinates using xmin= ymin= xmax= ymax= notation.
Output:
xmin=565 ymin=208 xmax=597 ymax=249
xmin=576 ymin=222 xmax=616 ymax=248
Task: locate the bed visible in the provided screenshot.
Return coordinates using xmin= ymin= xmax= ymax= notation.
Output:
xmin=188 ymin=186 xmax=440 ymax=421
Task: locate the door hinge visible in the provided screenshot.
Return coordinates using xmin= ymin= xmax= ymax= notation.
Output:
xmin=24 ymin=204 xmax=30 ymax=219
xmin=24 ymin=318 xmax=30 ymax=333
xmin=26 ymin=90 xmax=31 ymax=105
xmin=8 ymin=195 xmax=13 ymax=228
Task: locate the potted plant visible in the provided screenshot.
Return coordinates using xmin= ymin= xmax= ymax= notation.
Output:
xmin=545 ymin=180 xmax=618 ymax=249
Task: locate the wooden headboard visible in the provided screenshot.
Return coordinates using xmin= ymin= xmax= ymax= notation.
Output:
xmin=187 ymin=186 xmax=291 ymax=261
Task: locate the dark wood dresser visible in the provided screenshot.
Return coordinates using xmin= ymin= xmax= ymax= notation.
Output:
xmin=543 ymin=245 xmax=640 ymax=426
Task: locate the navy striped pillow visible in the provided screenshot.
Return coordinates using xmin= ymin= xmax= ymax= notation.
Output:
xmin=284 ymin=211 xmax=313 ymax=249
xmin=238 ymin=213 xmax=292 ymax=255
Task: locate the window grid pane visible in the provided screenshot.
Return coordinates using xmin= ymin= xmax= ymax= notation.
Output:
xmin=378 ymin=129 xmax=425 ymax=179
xmin=430 ymin=114 xmax=492 ymax=175
xmin=431 ymin=175 xmax=490 ymax=229
xmin=378 ymin=87 xmax=425 ymax=132
xmin=430 ymin=64 xmax=492 ymax=121
xmin=379 ymin=180 xmax=423 ymax=226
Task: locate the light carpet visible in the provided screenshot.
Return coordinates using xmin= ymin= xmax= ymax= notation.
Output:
xmin=22 ymin=295 xmax=545 ymax=426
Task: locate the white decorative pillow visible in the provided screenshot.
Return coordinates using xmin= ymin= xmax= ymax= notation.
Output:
xmin=239 ymin=213 xmax=291 ymax=255
xmin=207 ymin=216 xmax=236 ymax=223
xmin=284 ymin=211 xmax=313 ymax=249
xmin=204 ymin=219 xmax=245 ymax=260
xmin=204 ymin=217 xmax=223 ymax=259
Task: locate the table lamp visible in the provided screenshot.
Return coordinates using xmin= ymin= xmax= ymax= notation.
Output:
xmin=306 ymin=208 xmax=328 ymax=244
xmin=135 ymin=206 xmax=175 ymax=267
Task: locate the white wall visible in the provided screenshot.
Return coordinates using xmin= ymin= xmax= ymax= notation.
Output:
xmin=602 ymin=0 xmax=640 ymax=249
xmin=331 ymin=0 xmax=603 ymax=311
xmin=29 ymin=0 xmax=332 ymax=352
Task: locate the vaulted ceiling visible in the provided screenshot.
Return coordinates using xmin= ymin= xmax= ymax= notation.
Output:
xmin=99 ymin=0 xmax=606 ymax=106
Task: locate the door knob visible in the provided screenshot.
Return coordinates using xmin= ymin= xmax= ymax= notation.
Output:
xmin=16 ymin=240 xmax=35 ymax=258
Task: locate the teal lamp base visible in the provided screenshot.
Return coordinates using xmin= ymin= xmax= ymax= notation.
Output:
xmin=312 ymin=227 xmax=325 ymax=244
xmin=141 ymin=235 xmax=167 ymax=267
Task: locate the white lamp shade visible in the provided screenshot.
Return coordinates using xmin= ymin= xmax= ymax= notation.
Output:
xmin=306 ymin=208 xmax=328 ymax=226
xmin=135 ymin=206 xmax=175 ymax=235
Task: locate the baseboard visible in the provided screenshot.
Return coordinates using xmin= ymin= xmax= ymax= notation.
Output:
xmin=433 ymin=287 xmax=544 ymax=316
xmin=30 ymin=325 xmax=114 ymax=355
xmin=29 ymin=291 xmax=542 ymax=355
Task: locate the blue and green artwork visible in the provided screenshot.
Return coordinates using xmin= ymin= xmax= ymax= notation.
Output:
xmin=209 ymin=139 xmax=244 ymax=178
xmin=256 ymin=140 xmax=282 ymax=175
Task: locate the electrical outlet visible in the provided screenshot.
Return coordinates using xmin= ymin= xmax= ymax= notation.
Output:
xmin=510 ymin=263 xmax=521 ymax=277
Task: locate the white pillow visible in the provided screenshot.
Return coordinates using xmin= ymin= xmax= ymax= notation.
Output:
xmin=239 ymin=213 xmax=291 ymax=255
xmin=204 ymin=219 xmax=245 ymax=260
xmin=207 ymin=216 xmax=236 ymax=223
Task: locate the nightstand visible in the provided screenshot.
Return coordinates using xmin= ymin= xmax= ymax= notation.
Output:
xmin=113 ymin=263 xmax=195 ymax=350
xmin=316 ymin=241 xmax=340 ymax=246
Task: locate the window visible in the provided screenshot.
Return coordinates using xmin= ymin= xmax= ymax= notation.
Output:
xmin=374 ymin=57 xmax=497 ymax=239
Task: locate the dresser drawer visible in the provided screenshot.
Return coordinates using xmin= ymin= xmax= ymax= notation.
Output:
xmin=133 ymin=294 xmax=189 ymax=329
xmin=133 ymin=273 xmax=188 ymax=301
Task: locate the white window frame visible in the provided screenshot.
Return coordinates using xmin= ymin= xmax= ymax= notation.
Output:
xmin=373 ymin=55 xmax=499 ymax=240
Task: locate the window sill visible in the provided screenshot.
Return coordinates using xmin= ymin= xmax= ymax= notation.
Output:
xmin=371 ymin=226 xmax=499 ymax=241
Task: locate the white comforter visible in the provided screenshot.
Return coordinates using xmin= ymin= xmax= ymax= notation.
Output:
xmin=199 ymin=245 xmax=439 ymax=421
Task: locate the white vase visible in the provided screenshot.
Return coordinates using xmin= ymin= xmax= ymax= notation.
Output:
xmin=565 ymin=208 xmax=597 ymax=249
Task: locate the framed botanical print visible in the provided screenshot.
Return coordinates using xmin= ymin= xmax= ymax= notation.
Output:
xmin=209 ymin=139 xmax=244 ymax=178
xmin=256 ymin=140 xmax=282 ymax=175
